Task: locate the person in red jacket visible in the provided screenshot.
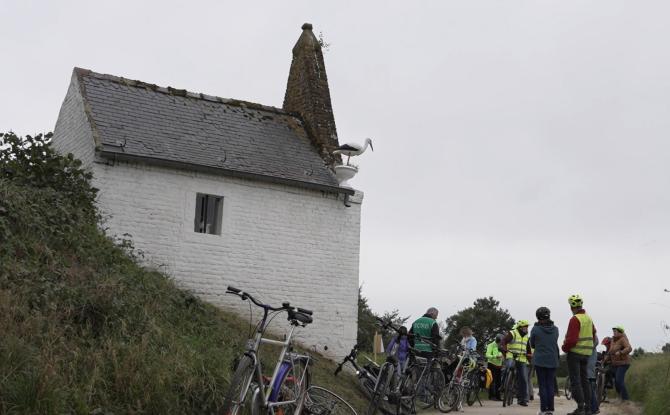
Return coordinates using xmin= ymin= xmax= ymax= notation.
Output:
xmin=562 ymin=294 xmax=597 ymax=415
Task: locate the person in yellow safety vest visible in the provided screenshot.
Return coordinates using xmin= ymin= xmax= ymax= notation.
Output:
xmin=562 ymin=294 xmax=597 ymax=415
xmin=485 ymin=334 xmax=504 ymax=401
xmin=501 ymin=320 xmax=533 ymax=406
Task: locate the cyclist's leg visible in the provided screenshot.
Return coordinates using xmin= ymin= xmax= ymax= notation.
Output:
xmin=527 ymin=364 xmax=534 ymax=401
xmin=489 ymin=364 xmax=501 ymax=400
xmin=567 ymin=352 xmax=582 ymax=405
xmin=614 ymin=364 xmax=630 ymax=400
xmin=588 ymin=378 xmax=599 ymax=413
xmin=579 ymin=355 xmax=591 ymax=413
xmin=515 ymin=361 xmax=529 ymax=404
xmin=536 ymin=366 xmax=548 ymax=412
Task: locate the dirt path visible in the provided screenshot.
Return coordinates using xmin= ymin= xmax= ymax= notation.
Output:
xmin=422 ymin=396 xmax=642 ymax=415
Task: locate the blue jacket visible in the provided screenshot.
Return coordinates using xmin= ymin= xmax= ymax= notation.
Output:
xmin=529 ymin=320 xmax=560 ymax=368
xmin=387 ymin=335 xmax=410 ymax=362
xmin=461 ymin=336 xmax=477 ymax=351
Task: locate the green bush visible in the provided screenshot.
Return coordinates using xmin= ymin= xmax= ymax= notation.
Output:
xmin=0 ymin=132 xmax=366 ymax=413
xmin=627 ymin=354 xmax=670 ymax=415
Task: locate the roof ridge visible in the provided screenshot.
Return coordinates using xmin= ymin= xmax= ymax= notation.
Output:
xmin=73 ymin=67 xmax=289 ymax=116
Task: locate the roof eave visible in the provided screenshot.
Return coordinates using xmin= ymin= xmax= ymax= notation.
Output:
xmin=97 ymin=150 xmax=355 ymax=196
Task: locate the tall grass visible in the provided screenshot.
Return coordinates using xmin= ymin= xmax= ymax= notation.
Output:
xmin=626 ymin=353 xmax=670 ymax=415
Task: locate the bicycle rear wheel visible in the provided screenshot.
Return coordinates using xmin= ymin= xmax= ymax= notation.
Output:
xmin=367 ymin=364 xmax=393 ymax=415
xmin=466 ymin=374 xmax=480 ymax=406
xmin=222 ymin=355 xmax=256 ymax=415
xmin=304 ymin=386 xmax=357 ymax=415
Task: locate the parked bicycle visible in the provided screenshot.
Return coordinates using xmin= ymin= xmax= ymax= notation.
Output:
xmin=334 ymin=344 xmax=385 ymax=411
xmin=395 ymin=341 xmax=448 ymax=414
xmin=336 ymin=318 xmax=448 ymax=415
xmin=463 ymin=352 xmax=487 ymax=407
xmin=594 ymin=358 xmax=613 ymax=403
xmin=221 ymin=286 xmax=317 ymax=415
xmin=440 ymin=344 xmax=481 ymax=412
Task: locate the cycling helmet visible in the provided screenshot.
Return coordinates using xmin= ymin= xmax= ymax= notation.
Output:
xmin=568 ymin=294 xmax=584 ymax=308
xmin=612 ymin=325 xmax=625 ymax=334
xmin=536 ymin=306 xmax=551 ymax=320
xmin=601 ymin=337 xmax=612 ymax=346
xmin=516 ymin=320 xmax=529 ymax=328
xmin=463 ymin=356 xmax=477 ymax=371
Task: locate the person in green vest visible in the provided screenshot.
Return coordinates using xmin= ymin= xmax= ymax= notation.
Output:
xmin=501 ymin=320 xmax=532 ymax=406
xmin=485 ymin=334 xmax=504 ymax=401
xmin=562 ymin=294 xmax=597 ymax=415
xmin=409 ymin=307 xmax=441 ymax=357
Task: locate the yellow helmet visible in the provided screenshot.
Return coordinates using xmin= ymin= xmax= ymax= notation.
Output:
xmin=464 ymin=356 xmax=477 ymax=371
xmin=516 ymin=320 xmax=529 ymax=328
xmin=568 ymin=294 xmax=584 ymax=308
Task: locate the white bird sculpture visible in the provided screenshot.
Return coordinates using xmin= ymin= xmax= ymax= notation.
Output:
xmin=333 ymin=138 xmax=374 ymax=165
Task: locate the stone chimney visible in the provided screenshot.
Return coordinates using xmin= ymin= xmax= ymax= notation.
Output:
xmin=283 ymin=23 xmax=341 ymax=166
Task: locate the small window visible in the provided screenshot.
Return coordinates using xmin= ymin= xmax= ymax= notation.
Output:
xmin=194 ymin=193 xmax=223 ymax=235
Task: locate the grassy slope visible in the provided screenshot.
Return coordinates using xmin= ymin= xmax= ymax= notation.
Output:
xmin=626 ymin=354 xmax=670 ymax=415
xmin=0 ymin=179 xmax=366 ymax=414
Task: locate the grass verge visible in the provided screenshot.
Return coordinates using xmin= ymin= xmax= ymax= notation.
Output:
xmin=626 ymin=353 xmax=670 ymax=415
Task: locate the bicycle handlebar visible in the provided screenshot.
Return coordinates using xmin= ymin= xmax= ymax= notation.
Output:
xmin=226 ymin=286 xmax=313 ymax=323
xmin=335 ymin=344 xmax=362 ymax=376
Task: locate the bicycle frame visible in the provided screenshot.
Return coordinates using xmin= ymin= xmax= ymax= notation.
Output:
xmin=247 ymin=315 xmax=310 ymax=412
xmin=225 ymin=287 xmax=313 ymax=415
xmin=405 ymin=356 xmax=432 ymax=392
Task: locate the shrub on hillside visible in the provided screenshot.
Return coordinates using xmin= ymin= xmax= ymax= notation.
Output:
xmin=0 ymin=132 xmax=239 ymax=413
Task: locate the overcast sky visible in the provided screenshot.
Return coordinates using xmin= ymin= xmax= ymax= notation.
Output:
xmin=2 ymin=1 xmax=669 ymax=351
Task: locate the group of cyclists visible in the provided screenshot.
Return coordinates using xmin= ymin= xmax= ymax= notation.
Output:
xmin=376 ymin=294 xmax=632 ymax=415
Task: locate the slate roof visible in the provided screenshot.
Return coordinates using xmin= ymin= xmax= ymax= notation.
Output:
xmin=74 ymin=68 xmax=349 ymax=194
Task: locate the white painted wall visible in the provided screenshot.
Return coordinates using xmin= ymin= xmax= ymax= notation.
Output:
xmin=52 ymin=74 xmax=96 ymax=169
xmin=92 ymin=160 xmax=362 ymax=357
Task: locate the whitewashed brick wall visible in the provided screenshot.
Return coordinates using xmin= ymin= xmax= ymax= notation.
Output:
xmin=93 ymin=161 xmax=362 ymax=358
xmin=52 ymin=74 xmax=96 ymax=169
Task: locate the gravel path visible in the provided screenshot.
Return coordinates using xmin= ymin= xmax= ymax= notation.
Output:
xmin=421 ymin=395 xmax=641 ymax=415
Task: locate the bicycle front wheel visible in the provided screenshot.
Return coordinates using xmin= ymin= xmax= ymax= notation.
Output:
xmin=437 ymin=382 xmax=460 ymax=413
xmin=222 ymin=355 xmax=256 ymax=415
xmin=304 ymin=386 xmax=357 ymax=415
xmin=502 ymin=370 xmax=515 ymax=407
xmin=596 ymin=372 xmax=606 ymax=403
xmin=466 ymin=374 xmax=480 ymax=406
xmin=564 ymin=377 xmax=572 ymax=400
xmin=367 ymin=363 xmax=393 ymax=415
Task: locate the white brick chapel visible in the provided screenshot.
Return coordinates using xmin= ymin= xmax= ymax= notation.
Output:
xmin=51 ymin=24 xmax=362 ymax=357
